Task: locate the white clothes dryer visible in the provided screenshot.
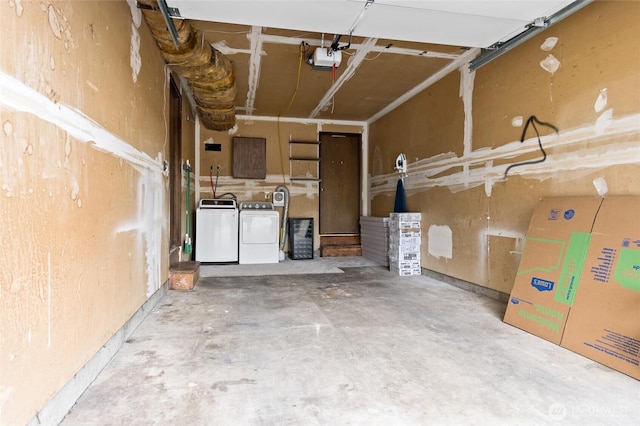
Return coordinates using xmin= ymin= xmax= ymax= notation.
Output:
xmin=238 ymin=201 xmax=280 ymax=264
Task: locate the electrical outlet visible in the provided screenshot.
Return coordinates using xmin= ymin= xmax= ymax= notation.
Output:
xmin=265 ymin=192 xmax=270 ymax=200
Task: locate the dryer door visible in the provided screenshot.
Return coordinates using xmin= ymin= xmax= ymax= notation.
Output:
xmin=241 ymin=213 xmax=279 ymax=244
xmin=239 ymin=211 xmax=280 ymax=264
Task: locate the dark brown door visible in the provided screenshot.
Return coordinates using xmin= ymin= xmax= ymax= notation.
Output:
xmin=169 ymin=77 xmax=182 ymax=251
xmin=319 ymin=132 xmax=361 ymax=234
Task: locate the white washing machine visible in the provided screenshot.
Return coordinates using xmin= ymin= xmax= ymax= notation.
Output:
xmin=239 ymin=201 xmax=280 ymax=264
xmin=195 ymin=199 xmax=238 ymax=263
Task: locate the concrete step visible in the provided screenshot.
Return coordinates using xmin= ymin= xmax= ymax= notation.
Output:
xmin=320 ymin=244 xmax=362 ymax=257
xmin=320 ymin=235 xmax=361 ymax=246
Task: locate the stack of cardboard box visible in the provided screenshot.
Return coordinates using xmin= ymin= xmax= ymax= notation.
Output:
xmin=360 ymin=216 xmax=390 ymax=266
xmin=504 ymin=196 xmax=640 ymax=380
xmin=388 ymin=212 xmax=422 ymax=276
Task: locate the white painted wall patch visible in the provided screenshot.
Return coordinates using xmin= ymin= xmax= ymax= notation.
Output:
xmin=86 ymin=80 xmax=99 ymax=93
xmin=484 ymin=160 xmax=494 ymax=197
xmin=511 ymin=116 xmax=523 ymax=127
xmin=0 ymin=71 xmax=160 ymax=171
xmin=595 ymin=108 xmax=613 ymax=135
xmin=211 ymin=40 xmax=252 ymax=56
xmin=540 ymin=37 xmax=558 ymax=51
xmin=9 ymin=0 xmax=24 ymax=16
xmin=3 ymin=121 xmax=13 ymax=136
xmin=428 ymin=225 xmax=453 ymax=260
xmin=128 ymin=0 xmax=142 ymax=83
xmin=70 ymin=179 xmax=80 ymax=201
xmin=594 ymin=88 xmax=608 ymax=113
xmin=130 ymin=23 xmax=142 ymax=84
xmin=127 ymin=0 xmax=142 ymax=28
xmin=0 ymin=387 xmax=14 ymax=420
xmin=245 ymin=26 xmax=264 ymax=115
xmin=46 ymin=5 xmax=75 ymax=52
xmin=540 ymin=54 xmax=560 ymax=75
xmin=459 ymin=64 xmax=475 ymax=157
xmin=592 ymin=177 xmax=608 ymax=197
xmin=48 ymin=5 xmax=63 ymax=39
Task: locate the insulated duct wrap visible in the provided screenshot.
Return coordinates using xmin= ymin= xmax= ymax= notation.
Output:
xmin=139 ymin=0 xmax=236 ymax=131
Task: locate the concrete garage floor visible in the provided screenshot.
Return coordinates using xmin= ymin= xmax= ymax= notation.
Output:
xmin=61 ymin=262 xmax=639 ymax=425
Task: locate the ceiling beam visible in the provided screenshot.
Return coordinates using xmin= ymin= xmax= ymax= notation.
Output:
xmin=210 ymin=41 xmax=253 ymax=56
xmin=309 ymin=37 xmax=378 ymax=118
xmin=245 ymin=26 xmax=263 ymax=115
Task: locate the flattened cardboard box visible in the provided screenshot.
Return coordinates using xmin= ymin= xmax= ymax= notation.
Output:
xmin=503 ymin=197 xmax=603 ymax=344
xmin=560 ymin=197 xmax=640 ymax=380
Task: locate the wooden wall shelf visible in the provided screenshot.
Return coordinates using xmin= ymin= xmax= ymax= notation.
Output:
xmin=289 ymin=140 xmax=320 ymax=182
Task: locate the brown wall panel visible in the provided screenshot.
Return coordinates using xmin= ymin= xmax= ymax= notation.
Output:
xmin=233 ymin=137 xmax=267 ymax=179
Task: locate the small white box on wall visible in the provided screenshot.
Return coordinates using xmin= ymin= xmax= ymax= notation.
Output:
xmin=273 ymin=191 xmax=285 ymax=206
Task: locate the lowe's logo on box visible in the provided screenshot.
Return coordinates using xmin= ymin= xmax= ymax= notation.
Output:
xmin=564 ymin=209 xmax=575 ymax=220
xmin=622 ymin=238 xmax=640 ymax=248
xmin=531 ymin=277 xmax=555 ymax=292
xmin=548 ymin=209 xmax=561 ymax=220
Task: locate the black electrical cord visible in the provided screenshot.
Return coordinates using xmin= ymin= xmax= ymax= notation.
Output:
xmin=299 ymin=41 xmax=310 ymax=55
xmin=331 ymin=32 xmax=352 ymax=51
xmin=216 ymin=192 xmax=237 ymax=201
xmin=504 ymin=115 xmax=559 ymax=178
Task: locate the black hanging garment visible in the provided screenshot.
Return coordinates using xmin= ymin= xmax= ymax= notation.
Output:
xmin=394 ymin=178 xmax=407 ymax=213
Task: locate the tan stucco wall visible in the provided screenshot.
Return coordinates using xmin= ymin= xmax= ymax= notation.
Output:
xmin=369 ymin=1 xmax=640 ymax=293
xmin=0 ymin=1 xmax=169 ymax=423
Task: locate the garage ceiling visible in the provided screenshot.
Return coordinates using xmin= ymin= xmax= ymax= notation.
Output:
xmin=160 ymin=0 xmax=583 ymax=123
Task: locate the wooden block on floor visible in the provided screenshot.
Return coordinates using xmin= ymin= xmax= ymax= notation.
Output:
xmin=169 ymin=261 xmax=200 ymax=290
